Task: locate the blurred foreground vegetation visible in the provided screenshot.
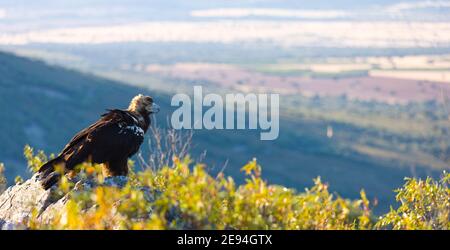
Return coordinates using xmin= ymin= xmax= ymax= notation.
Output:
xmin=0 ymin=146 xmax=448 ymax=230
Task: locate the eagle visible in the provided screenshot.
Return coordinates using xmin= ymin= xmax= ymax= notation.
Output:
xmin=38 ymin=94 xmax=160 ymax=190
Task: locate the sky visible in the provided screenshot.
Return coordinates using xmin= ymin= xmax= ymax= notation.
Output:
xmin=0 ymin=0 xmax=449 ymax=47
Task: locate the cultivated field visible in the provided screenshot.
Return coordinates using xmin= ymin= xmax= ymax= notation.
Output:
xmin=144 ymin=62 xmax=450 ymax=105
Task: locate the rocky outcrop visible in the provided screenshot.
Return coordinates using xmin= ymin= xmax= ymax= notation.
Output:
xmin=0 ymin=174 xmax=129 ymax=229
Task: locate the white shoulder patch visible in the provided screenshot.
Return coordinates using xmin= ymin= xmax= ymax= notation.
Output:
xmin=119 ymin=125 xmax=145 ymax=137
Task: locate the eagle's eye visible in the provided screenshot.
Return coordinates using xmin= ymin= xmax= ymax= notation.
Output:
xmin=144 ymin=96 xmax=153 ymax=104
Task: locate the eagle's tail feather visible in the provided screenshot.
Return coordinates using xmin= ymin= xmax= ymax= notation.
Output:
xmin=38 ymin=157 xmax=64 ymax=190
xmin=40 ymin=172 xmax=61 ymax=190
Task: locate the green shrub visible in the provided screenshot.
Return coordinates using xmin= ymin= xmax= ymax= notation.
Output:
xmin=14 ymin=147 xmax=449 ymax=230
xmin=0 ymin=163 xmax=6 ymax=194
xmin=376 ymin=172 xmax=450 ymax=230
xmin=24 ymin=153 xmax=374 ymax=229
xmin=24 ymin=145 xmax=49 ymax=173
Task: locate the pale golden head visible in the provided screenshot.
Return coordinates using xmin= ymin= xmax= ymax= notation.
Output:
xmin=128 ymin=94 xmax=160 ymax=114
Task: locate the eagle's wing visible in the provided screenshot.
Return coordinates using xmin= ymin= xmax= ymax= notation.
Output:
xmin=39 ymin=109 xmax=146 ymax=189
xmin=38 ymin=112 xmax=115 ymax=189
xmin=59 ymin=109 xmax=120 ymax=156
xmin=61 ymin=109 xmax=144 ymax=172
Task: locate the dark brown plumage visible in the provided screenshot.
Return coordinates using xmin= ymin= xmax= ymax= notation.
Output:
xmin=38 ymin=94 xmax=159 ymax=189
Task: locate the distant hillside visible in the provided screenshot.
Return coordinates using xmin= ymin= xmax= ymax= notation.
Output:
xmin=0 ymin=51 xmax=443 ymax=213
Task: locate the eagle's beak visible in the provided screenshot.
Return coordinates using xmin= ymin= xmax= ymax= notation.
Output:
xmin=150 ymin=103 xmax=160 ymax=113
